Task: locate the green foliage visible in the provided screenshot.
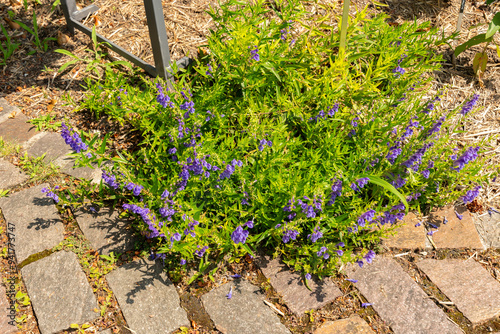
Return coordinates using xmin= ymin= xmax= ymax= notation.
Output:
xmin=0 ymin=25 xmax=21 ymax=66
xmin=14 ymin=12 xmax=56 ymax=53
xmin=455 ymin=4 xmax=499 ymax=77
xmin=19 ymin=153 xmax=59 ymax=182
xmin=29 ymin=114 xmax=61 ymax=131
xmin=55 ymin=0 xmax=494 ymax=277
xmin=54 ymin=26 xmax=132 ymax=78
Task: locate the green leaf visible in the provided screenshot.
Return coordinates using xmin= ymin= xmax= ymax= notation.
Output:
xmin=54 ymin=49 xmax=80 ymax=59
xmin=57 ymin=59 xmax=78 ymax=73
xmin=497 ymin=44 xmax=500 ymax=58
xmin=485 ymin=12 xmax=500 ymax=39
xmin=91 ymin=26 xmax=98 ymax=50
xmin=360 ymin=174 xmax=409 ymax=210
xmin=454 ymin=33 xmax=493 ymax=56
xmin=304 ymin=277 xmax=312 ymax=291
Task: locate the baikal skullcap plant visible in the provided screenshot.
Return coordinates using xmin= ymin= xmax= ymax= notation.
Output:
xmin=50 ymin=0 xmax=496 ymax=279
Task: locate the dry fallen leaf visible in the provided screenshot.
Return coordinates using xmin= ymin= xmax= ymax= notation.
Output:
xmin=4 ymin=17 xmax=21 ymax=30
xmin=57 ymin=31 xmax=70 ymax=46
xmin=93 ymin=15 xmax=102 ymax=27
xmin=47 ymin=99 xmax=57 ymax=112
xmin=9 ymin=0 xmax=22 ymax=6
xmin=0 ymin=107 xmax=3 ymax=112
xmin=8 ymin=111 xmax=16 ymax=119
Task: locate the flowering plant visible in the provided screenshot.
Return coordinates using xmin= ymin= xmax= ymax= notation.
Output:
xmin=54 ymin=0 xmax=494 ymax=278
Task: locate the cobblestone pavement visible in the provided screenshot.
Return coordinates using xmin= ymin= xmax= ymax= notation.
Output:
xmin=0 ymin=97 xmax=499 ymax=333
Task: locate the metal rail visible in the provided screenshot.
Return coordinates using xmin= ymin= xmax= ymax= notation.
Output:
xmin=60 ymin=0 xmax=190 ymax=83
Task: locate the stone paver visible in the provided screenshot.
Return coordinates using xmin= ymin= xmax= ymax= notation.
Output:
xmin=428 ymin=206 xmax=484 ymax=249
xmin=0 ymin=112 xmax=37 ymax=145
xmin=74 ymin=206 xmax=135 ymax=255
xmin=0 ymin=283 xmax=17 ymax=334
xmin=61 ymin=158 xmax=103 ymax=183
xmin=474 ymin=211 xmax=500 ymax=248
xmin=106 ymin=258 xmax=189 ymax=334
xmin=0 ymin=159 xmax=28 ymax=189
xmin=27 ymin=132 xmax=71 ymax=164
xmin=0 ymin=183 xmax=64 ymax=263
xmin=201 ymin=279 xmax=290 ymax=334
xmin=21 ymin=251 xmax=99 ymax=334
xmin=0 ymin=98 xmax=21 ymax=124
xmin=314 ymin=315 xmax=374 ymax=334
xmin=346 ymin=257 xmax=462 ymax=334
xmin=256 ymin=255 xmax=342 ymax=315
xmin=417 ymin=259 xmax=500 ymax=324
xmin=382 ymin=212 xmax=427 ymax=249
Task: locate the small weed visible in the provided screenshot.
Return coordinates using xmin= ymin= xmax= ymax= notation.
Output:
xmin=70 ymin=322 xmax=91 ymax=333
xmin=0 ymin=25 xmax=21 ymax=66
xmin=55 ymin=26 xmax=132 ymax=78
xmin=14 ymin=12 xmax=56 ymax=53
xmin=29 ymin=114 xmax=61 ymax=131
xmin=0 ymin=138 xmax=21 ymax=158
xmin=19 ymin=153 xmax=59 ymax=182
xmin=100 ymin=251 xmax=118 ymax=265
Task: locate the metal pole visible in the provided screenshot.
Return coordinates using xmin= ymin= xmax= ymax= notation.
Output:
xmin=143 ymin=0 xmax=172 ymax=82
xmin=60 ymin=0 xmax=77 ymax=34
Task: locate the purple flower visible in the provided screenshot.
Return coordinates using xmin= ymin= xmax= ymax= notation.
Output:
xmin=390 ymin=175 xmax=406 ymax=189
xmin=317 ymin=246 xmax=328 ymax=257
xmin=282 ymin=228 xmax=299 ymax=243
xmin=102 ymin=172 xmax=120 ymax=190
xmin=415 ymin=222 xmax=422 ymax=227
xmin=336 ymin=242 xmax=345 ymax=247
xmin=453 ymin=147 xmax=480 ymax=172
xmin=346 ymin=278 xmax=357 ymax=283
xmin=195 ymin=245 xmax=208 ymax=257
xmin=336 ymin=250 xmax=344 ymax=256
xmin=361 ymin=303 xmax=373 ymax=308
xmin=462 ymin=186 xmax=481 ymax=204
xmin=443 ymin=217 xmax=448 ymax=224
xmin=156 ymin=83 xmax=175 ymax=108
xmin=350 ymin=177 xmax=369 ymax=192
xmin=357 ymin=209 xmax=376 ymax=227
xmin=231 ymin=225 xmax=249 ymax=244
xmin=244 ymin=220 xmax=254 ymax=228
xmin=427 ymin=116 xmax=445 ymax=137
xmin=356 ymin=260 xmax=364 ymax=268
xmin=61 ymin=123 xmax=89 ymax=153
xmin=421 ymin=170 xmax=430 ymax=179
xmin=231 ymin=274 xmax=241 ymax=278
xmin=305 ymin=273 xmax=311 ymax=280
xmin=386 ymin=147 xmax=402 ymax=164
xmin=392 ymin=65 xmax=405 ymax=77
xmin=180 ymin=259 xmax=186 ymax=265
xmin=460 ymin=94 xmax=479 ymax=116
xmin=427 ymin=230 xmax=438 ymax=236
xmin=258 ymin=138 xmax=272 ymax=151
xmin=308 ymin=226 xmax=323 ymax=243
xmin=41 ymin=187 xmax=60 ymax=203
xmin=249 ymin=45 xmax=260 ymax=61
xmin=328 ymin=179 xmax=342 ymax=205
xmin=455 ymin=211 xmax=463 ymax=220
xmin=402 ymin=142 xmax=434 ymax=170
xmin=363 ymin=250 xmax=375 ymax=264
xmin=226 ymin=286 xmax=233 ymax=299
